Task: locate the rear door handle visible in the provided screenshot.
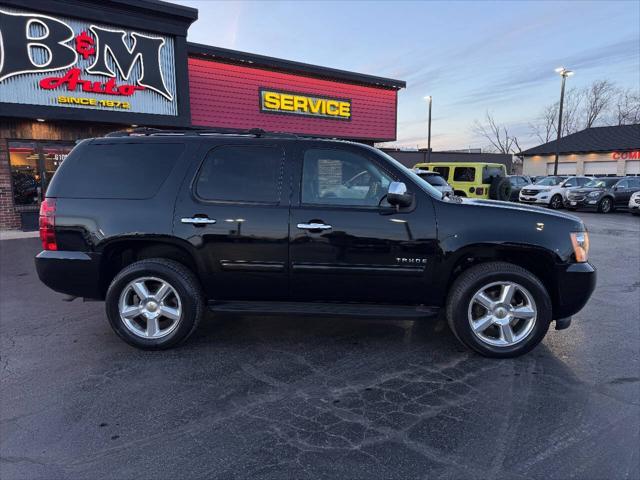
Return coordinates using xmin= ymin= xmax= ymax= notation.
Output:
xmin=181 ymin=217 xmax=216 ymax=225
xmin=297 ymin=223 xmax=332 ymax=230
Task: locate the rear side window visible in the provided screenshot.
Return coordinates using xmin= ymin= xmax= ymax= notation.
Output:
xmin=196 ymin=145 xmax=283 ymax=203
xmin=47 ymin=142 xmax=183 ymax=199
xmin=454 ymin=167 xmax=475 ymax=182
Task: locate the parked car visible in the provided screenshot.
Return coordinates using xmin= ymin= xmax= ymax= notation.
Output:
xmin=412 ymin=169 xmax=453 ymax=196
xmin=35 ymin=129 xmax=596 ymax=358
xmin=565 ymin=176 xmax=640 ymax=213
xmin=506 ymin=175 xmax=532 ymax=202
xmin=629 ymin=191 xmax=640 ymax=215
xmin=519 ymin=176 xmax=592 ymax=209
xmin=413 ymin=162 xmax=511 ymax=200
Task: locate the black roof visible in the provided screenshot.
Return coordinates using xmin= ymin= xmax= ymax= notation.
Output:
xmin=187 ymin=42 xmax=406 ymax=90
xmin=521 ymin=124 xmax=640 ymax=156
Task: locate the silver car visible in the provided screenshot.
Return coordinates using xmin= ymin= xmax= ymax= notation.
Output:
xmin=413 ymin=169 xmax=454 ymax=196
xmin=630 ymin=191 xmax=640 ymax=215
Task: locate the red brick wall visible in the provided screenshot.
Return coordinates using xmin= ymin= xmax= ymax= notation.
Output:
xmin=0 ymin=119 xmax=120 ymax=230
xmin=0 ymin=139 xmax=20 ymax=229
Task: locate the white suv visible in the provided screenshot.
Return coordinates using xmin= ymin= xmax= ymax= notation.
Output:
xmin=519 ymin=176 xmax=592 ymax=209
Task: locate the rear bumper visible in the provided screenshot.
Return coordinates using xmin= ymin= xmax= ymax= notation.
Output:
xmin=35 ymin=250 xmax=103 ymax=299
xmin=553 ymin=262 xmax=597 ymax=319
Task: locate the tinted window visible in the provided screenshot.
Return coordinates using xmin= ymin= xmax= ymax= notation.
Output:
xmin=629 ymin=178 xmax=640 ymax=188
xmin=302 ymin=148 xmax=392 ymax=206
xmin=483 ymin=166 xmax=503 ymax=183
xmin=536 ymin=176 xmax=564 ymax=186
xmin=432 ymin=166 xmax=450 ymax=179
xmin=563 ymin=178 xmax=576 ymax=187
xmin=196 ymin=145 xmax=283 ymax=203
xmin=585 ymin=178 xmax=619 ymax=188
xmin=47 ymin=142 xmax=183 ymax=199
xmin=454 ymin=167 xmax=475 ymax=182
xmin=616 ymin=180 xmax=628 ymax=188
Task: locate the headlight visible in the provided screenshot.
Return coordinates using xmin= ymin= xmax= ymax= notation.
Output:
xmin=570 ymin=232 xmax=590 ymax=262
xmin=587 ymin=191 xmax=601 ymax=198
xmin=538 ymin=188 xmax=550 ymax=193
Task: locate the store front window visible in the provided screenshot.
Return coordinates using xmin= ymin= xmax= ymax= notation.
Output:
xmin=8 ymin=141 xmax=74 ymax=208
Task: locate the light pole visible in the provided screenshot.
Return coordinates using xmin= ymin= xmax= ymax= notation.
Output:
xmin=553 ymin=67 xmax=574 ymax=175
xmin=424 ymin=96 xmax=432 ymax=163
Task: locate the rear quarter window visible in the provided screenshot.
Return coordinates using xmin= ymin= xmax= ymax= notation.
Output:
xmin=46 ymin=142 xmax=184 ymax=199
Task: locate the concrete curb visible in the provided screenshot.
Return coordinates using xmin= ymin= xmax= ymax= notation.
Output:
xmin=0 ymin=230 xmax=39 ymax=240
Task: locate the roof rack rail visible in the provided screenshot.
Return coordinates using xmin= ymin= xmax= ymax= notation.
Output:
xmin=104 ymin=127 xmax=300 ymax=139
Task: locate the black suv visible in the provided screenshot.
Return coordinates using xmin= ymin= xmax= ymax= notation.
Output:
xmin=35 ymin=129 xmax=596 ymax=358
xmin=565 ymin=176 xmax=640 ymax=213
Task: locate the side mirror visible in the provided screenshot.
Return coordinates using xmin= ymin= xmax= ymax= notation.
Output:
xmin=387 ymin=181 xmax=412 ymax=208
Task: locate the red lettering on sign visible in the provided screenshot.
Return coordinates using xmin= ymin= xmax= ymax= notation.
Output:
xmin=39 ymin=68 xmax=145 ymax=96
xmin=75 ymin=31 xmax=95 ymax=60
xmin=612 ymin=152 xmax=620 ymax=159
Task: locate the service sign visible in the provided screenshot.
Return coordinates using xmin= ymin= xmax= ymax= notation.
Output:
xmin=0 ymin=8 xmax=178 ymax=116
xmin=260 ymin=88 xmax=351 ymax=120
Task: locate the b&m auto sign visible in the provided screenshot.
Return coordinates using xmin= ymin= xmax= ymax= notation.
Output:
xmin=0 ymin=8 xmax=178 ymax=115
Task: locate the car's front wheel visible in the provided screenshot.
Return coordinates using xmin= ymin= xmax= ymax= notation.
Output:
xmin=446 ymin=262 xmax=552 ymax=358
xmin=598 ymin=197 xmax=613 ymax=213
xmin=549 ymin=194 xmax=563 ymax=209
xmin=105 ymin=258 xmax=204 ymax=350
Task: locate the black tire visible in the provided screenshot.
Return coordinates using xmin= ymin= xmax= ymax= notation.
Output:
xmin=549 ymin=194 xmax=563 ymax=210
xmin=446 ymin=262 xmax=552 ymax=358
xmin=489 ymin=177 xmax=512 ymax=201
xmin=105 ymin=258 xmax=204 ymax=350
xmin=597 ymin=197 xmax=613 ymax=214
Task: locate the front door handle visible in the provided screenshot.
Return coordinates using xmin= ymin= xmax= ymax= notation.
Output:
xmin=297 ymin=223 xmax=332 ymax=230
xmin=181 ymin=217 xmax=217 ymax=225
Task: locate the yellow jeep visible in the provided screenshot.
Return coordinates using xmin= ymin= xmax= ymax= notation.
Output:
xmin=413 ymin=162 xmax=511 ymax=200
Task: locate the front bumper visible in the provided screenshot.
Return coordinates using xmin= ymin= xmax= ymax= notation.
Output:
xmin=519 ymin=194 xmax=550 ymax=205
xmin=629 ymin=200 xmax=640 ymax=213
xmin=553 ymin=262 xmax=597 ymax=319
xmin=35 ymin=250 xmax=104 ymax=299
xmin=564 ymin=197 xmax=600 ymax=210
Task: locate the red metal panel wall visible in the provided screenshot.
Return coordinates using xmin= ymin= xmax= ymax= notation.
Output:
xmin=188 ymin=57 xmax=398 ymax=141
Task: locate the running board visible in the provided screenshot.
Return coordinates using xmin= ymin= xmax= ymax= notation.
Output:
xmin=207 ymin=301 xmax=439 ymax=319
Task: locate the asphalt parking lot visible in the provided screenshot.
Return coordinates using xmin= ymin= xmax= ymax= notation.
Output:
xmin=1 ymin=211 xmax=639 ymax=480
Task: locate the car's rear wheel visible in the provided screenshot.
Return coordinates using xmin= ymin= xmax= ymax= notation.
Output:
xmin=549 ymin=194 xmax=563 ymax=209
xmin=106 ymin=258 xmax=204 ymax=350
xmin=598 ymin=197 xmax=613 ymax=213
xmin=446 ymin=262 xmax=551 ymax=358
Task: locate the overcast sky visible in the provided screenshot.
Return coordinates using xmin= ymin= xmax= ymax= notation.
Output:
xmin=176 ymin=0 xmax=639 ymax=150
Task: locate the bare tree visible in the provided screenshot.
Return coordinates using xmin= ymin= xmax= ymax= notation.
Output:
xmin=560 ymin=87 xmax=582 ymax=136
xmin=530 ymin=103 xmax=557 ymax=143
xmin=613 ymin=88 xmax=640 ymax=125
xmin=582 ymin=80 xmax=616 ymax=128
xmin=473 ymin=111 xmax=522 ymax=155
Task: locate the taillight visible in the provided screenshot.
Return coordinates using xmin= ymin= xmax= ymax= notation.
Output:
xmin=476 ymin=187 xmax=484 ymax=195
xmin=39 ymin=199 xmax=57 ymax=251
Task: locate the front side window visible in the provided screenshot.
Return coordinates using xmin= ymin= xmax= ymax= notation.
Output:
xmin=616 ymin=180 xmax=629 ymax=189
xmin=302 ymin=149 xmax=392 ymax=206
xmin=454 ymin=167 xmax=475 ymax=182
xmin=196 ymin=145 xmax=283 ymax=203
xmin=432 ymin=166 xmax=450 ymax=180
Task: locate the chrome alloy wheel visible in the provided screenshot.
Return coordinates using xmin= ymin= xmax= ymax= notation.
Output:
xmin=467 ymin=281 xmax=537 ymax=347
xmin=118 ymin=277 xmax=182 ymax=339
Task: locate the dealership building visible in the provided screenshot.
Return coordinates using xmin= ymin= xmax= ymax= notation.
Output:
xmin=521 ymin=124 xmax=640 ymax=177
xmin=0 ymin=0 xmax=405 ymax=230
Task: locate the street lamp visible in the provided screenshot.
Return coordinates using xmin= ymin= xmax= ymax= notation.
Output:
xmin=553 ymin=67 xmax=574 ymax=175
xmin=424 ymin=96 xmax=432 ymax=163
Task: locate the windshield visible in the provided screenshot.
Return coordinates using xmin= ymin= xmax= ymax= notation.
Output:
xmin=584 ymin=178 xmax=618 ymax=188
xmin=417 ymin=173 xmax=448 ymax=187
xmin=374 ymin=150 xmax=443 ymax=199
xmin=535 ymin=176 xmax=565 ymax=186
